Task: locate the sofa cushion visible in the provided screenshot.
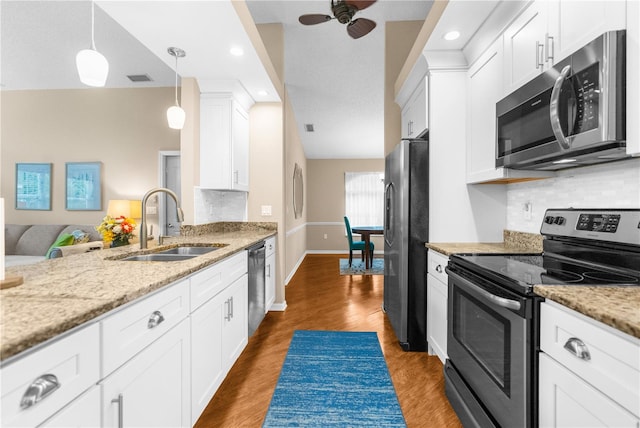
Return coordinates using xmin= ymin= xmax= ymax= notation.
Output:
xmin=4 ymin=224 xmax=30 ymax=255
xmin=14 ymin=225 xmax=67 ymax=256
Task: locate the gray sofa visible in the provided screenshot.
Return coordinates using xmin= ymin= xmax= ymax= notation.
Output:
xmin=4 ymin=224 xmax=103 ymax=267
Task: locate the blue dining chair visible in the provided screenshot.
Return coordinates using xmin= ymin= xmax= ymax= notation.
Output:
xmin=344 ymin=216 xmax=374 ymax=267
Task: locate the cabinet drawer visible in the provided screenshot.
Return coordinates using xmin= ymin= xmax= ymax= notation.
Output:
xmin=1 ymin=323 xmax=100 ymax=427
xmin=190 ymin=251 xmax=248 ymax=311
xmin=540 ymin=301 xmax=640 ymax=417
xmin=265 ymin=236 xmax=276 ymax=257
xmin=102 ymin=279 xmax=189 ymax=376
xmin=427 ymin=250 xmax=449 ymax=284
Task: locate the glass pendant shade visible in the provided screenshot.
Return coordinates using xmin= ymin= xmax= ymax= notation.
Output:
xmin=76 ymin=48 xmax=109 ymax=87
xmin=167 ymin=105 xmax=186 ymax=130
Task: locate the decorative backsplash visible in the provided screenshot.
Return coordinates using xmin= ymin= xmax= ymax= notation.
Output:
xmin=194 ymin=188 xmax=247 ymax=224
xmin=506 ymin=158 xmax=640 ymax=233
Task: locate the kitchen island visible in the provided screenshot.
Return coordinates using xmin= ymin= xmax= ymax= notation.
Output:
xmin=0 ymin=222 xmax=276 ymax=362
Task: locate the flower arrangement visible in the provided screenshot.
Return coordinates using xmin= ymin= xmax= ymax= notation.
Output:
xmin=96 ymin=215 xmax=137 ymax=246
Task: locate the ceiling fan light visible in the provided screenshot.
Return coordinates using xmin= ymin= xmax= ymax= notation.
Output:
xmin=76 ymin=48 xmax=109 ymax=87
xmin=167 ymin=105 xmax=186 ymax=130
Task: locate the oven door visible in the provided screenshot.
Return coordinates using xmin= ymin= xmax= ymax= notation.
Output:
xmin=446 ymin=268 xmax=533 ymax=428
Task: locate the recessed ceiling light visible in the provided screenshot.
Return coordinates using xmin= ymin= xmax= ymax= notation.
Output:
xmin=443 ymin=31 xmax=460 ymax=41
xmin=258 ymin=90 xmax=268 ymax=96
xmin=230 ymin=46 xmax=244 ymax=56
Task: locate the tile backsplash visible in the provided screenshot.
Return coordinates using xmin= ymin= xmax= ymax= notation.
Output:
xmin=194 ymin=188 xmax=247 ymax=224
xmin=507 ymin=158 xmax=640 ymax=233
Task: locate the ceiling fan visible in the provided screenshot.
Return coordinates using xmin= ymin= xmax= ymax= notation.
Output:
xmin=298 ymin=0 xmax=377 ymax=39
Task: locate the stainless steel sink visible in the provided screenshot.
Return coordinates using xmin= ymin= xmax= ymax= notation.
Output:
xmin=121 ymin=253 xmax=197 ymax=262
xmin=157 ymin=246 xmax=220 ymax=255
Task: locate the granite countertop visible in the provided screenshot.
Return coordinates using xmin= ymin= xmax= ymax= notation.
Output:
xmin=535 ymin=286 xmax=640 ymax=339
xmin=0 ymin=222 xmax=276 ymax=363
xmin=426 ymin=230 xmax=639 ymax=340
xmin=426 ymin=230 xmax=544 ymax=255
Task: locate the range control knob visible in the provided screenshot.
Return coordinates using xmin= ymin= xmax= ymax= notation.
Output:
xmin=545 ymin=216 xmax=555 ymax=224
xmin=554 ymin=216 xmax=566 ymax=225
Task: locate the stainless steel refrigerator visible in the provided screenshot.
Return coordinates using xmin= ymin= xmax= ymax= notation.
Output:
xmin=383 ymin=137 xmax=429 ymax=351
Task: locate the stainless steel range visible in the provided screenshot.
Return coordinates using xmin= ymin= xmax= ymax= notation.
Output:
xmin=444 ymin=208 xmax=640 ymax=428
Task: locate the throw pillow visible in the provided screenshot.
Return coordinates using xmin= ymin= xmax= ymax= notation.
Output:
xmin=46 ymin=233 xmax=75 ymax=259
xmin=71 ymin=229 xmax=90 ymax=244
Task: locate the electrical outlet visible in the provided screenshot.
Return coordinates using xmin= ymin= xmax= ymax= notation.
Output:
xmin=323 ymin=234 xmax=328 ymax=239
xmin=523 ymin=202 xmax=532 ymax=220
xmin=261 ymin=205 xmax=272 ymax=216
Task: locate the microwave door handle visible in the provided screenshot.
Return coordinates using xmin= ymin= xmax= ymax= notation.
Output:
xmin=550 ymin=65 xmax=572 ymax=150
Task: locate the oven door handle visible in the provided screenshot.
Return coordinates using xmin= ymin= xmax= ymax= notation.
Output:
xmin=449 ymin=269 xmax=522 ymax=311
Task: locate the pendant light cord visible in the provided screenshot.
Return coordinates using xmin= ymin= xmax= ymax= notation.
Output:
xmin=174 ymin=54 xmax=180 ymax=107
xmin=91 ymin=1 xmax=97 ymax=50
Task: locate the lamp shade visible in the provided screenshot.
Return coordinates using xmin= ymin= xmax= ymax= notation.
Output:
xmin=167 ymin=105 xmax=186 ymax=130
xmin=76 ymin=48 xmax=109 ymax=87
xmin=107 ymin=200 xmax=142 ymax=219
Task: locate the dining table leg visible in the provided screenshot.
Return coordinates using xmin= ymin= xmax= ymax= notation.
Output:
xmin=362 ymin=233 xmax=371 ymax=269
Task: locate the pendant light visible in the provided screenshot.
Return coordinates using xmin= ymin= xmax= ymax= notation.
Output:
xmin=167 ymin=47 xmax=186 ymax=130
xmin=76 ymin=1 xmax=109 ymax=87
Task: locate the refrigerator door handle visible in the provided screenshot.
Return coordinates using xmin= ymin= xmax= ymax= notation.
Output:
xmin=384 ymin=182 xmax=394 ymax=246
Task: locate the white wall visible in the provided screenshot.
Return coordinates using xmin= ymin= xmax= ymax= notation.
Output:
xmin=506 ymin=158 xmax=640 ymax=233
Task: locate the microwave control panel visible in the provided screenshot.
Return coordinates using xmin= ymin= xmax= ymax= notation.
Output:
xmin=571 ymin=63 xmax=600 ymax=135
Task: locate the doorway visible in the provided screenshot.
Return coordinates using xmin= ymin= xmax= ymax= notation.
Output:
xmin=159 ymin=151 xmax=181 ymax=237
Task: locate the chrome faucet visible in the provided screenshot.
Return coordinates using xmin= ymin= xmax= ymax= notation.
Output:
xmin=139 ymin=187 xmax=184 ymax=249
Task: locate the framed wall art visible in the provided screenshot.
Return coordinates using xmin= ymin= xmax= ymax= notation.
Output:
xmin=15 ymin=163 xmax=52 ymax=210
xmin=65 ymin=162 xmax=102 ymax=211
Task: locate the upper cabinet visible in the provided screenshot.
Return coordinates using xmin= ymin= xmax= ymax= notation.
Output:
xmin=401 ymin=77 xmax=428 ymax=139
xmin=503 ymin=0 xmax=626 ymax=94
xmin=200 ymin=94 xmax=250 ymax=192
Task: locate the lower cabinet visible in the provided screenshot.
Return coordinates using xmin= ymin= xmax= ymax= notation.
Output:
xmin=101 ymin=318 xmax=191 ymax=428
xmin=426 ymin=249 xmax=449 ymax=364
xmin=265 ymin=236 xmax=276 ymax=312
xmin=191 ymin=273 xmax=248 ymax=425
xmin=41 ymin=386 xmax=101 ymax=428
xmin=539 ymin=301 xmax=640 ymax=427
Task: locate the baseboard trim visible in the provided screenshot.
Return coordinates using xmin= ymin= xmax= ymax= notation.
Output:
xmin=269 ymin=301 xmax=288 ymax=312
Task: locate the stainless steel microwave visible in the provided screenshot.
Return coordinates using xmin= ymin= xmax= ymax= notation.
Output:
xmin=496 ymin=30 xmax=627 ymax=170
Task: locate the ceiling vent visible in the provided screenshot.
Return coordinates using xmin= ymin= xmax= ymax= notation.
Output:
xmin=304 ymin=124 xmax=315 ymax=132
xmin=126 ymin=74 xmax=153 ymax=82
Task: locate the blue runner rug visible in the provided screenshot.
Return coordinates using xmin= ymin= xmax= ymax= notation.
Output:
xmin=263 ymin=330 xmax=406 ymax=427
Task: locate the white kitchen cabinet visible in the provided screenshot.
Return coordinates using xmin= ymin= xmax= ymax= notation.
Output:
xmin=265 ymin=236 xmax=276 ymax=312
xmin=539 ymin=301 xmax=640 ymax=426
xmin=200 ymin=94 xmax=249 ymax=191
xmin=466 ymin=38 xmax=552 ymax=184
xmin=548 ymin=1 xmax=626 ymax=64
xmin=190 ymin=253 xmax=248 ymax=426
xmin=40 ymin=386 xmax=100 ymax=428
xmin=426 ymin=249 xmax=448 ymax=364
xmin=0 ymin=323 xmax=100 ymax=428
xmin=401 ymin=77 xmax=428 ymax=139
xmin=101 ymin=318 xmax=191 ymax=428
xmin=503 ymin=0 xmax=551 ymax=93
xmin=504 ymin=0 xmax=626 ymax=95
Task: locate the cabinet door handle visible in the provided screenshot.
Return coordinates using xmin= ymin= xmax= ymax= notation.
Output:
xmin=564 ymin=337 xmax=591 ymax=361
xmin=225 ymin=298 xmax=231 ymax=321
xmin=535 ymin=41 xmax=544 ymax=69
xmin=435 ymin=264 xmax=443 ymax=273
xmin=111 ymin=393 xmax=124 ymax=428
xmin=147 ymin=310 xmax=165 ymax=329
xmin=267 ymin=264 xmax=271 ymax=278
xmin=234 ymin=170 xmax=239 ymax=184
xmin=20 ymin=374 xmax=60 ymax=409
xmin=545 ymin=34 xmax=554 ymax=63
xmin=230 ymin=296 xmax=234 ymax=319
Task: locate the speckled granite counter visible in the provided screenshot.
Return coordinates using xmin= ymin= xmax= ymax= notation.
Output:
xmin=0 ymin=222 xmax=276 ymax=362
xmin=535 ymin=286 xmax=640 ymax=339
xmin=426 ymin=230 xmax=543 ymax=255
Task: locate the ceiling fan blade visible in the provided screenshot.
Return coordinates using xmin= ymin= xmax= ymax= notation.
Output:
xmin=347 ymin=18 xmax=376 ymax=39
xmin=345 ymin=0 xmax=377 ymax=11
xmin=299 ymin=14 xmax=332 ymax=25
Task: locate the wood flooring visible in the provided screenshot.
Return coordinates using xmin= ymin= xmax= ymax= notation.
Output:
xmin=194 ymin=254 xmax=462 ymax=428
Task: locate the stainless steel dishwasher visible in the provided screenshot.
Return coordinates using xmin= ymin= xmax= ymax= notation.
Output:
xmin=247 ymin=241 xmax=266 ymax=336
